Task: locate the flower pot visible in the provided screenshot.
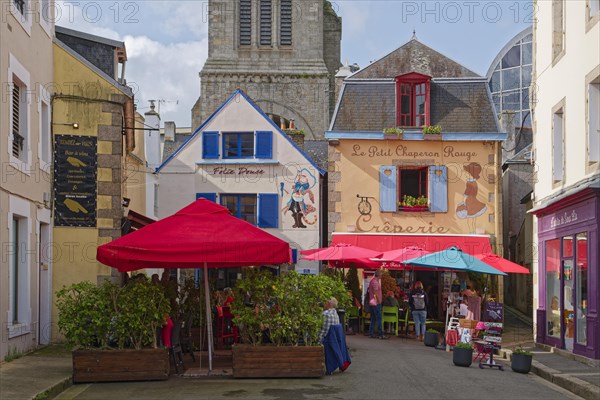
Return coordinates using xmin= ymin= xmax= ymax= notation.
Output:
xmin=452 ymin=347 xmax=473 ymax=367
xmin=423 ymin=133 xmax=442 ymax=141
xmin=511 ymin=353 xmax=533 ymax=373
xmin=424 ymin=331 xmax=438 ymax=347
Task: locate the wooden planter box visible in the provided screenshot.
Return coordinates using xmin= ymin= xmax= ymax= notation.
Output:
xmin=384 ymin=133 xmax=403 ymax=140
xmin=232 ymin=344 xmax=324 ymax=378
xmin=423 ymin=133 xmax=442 ymax=140
xmin=73 ymin=348 xmax=169 ymax=383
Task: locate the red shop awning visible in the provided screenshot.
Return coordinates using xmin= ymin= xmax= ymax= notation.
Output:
xmin=331 ymin=233 xmax=494 ymax=256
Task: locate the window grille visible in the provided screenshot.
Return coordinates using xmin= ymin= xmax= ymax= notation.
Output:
xmin=280 ymin=0 xmax=292 ymax=45
xmin=239 ymin=0 xmax=251 ymax=45
xmin=260 ymin=0 xmax=272 ymax=46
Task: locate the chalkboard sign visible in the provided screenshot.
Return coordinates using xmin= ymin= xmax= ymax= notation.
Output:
xmin=54 ymin=135 xmax=97 ymax=227
xmin=483 ymin=302 xmax=503 ymax=323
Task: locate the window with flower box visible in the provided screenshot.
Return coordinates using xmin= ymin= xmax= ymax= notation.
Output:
xmin=395 ymin=72 xmax=431 ymax=128
xmin=379 ymin=165 xmax=447 ymax=213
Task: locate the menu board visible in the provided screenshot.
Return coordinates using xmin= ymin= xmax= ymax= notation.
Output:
xmin=54 ymin=135 xmax=97 ymax=227
xmin=483 ymin=302 xmax=504 ymax=323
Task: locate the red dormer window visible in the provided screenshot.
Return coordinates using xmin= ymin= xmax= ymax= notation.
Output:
xmin=395 ymin=72 xmax=431 ymax=127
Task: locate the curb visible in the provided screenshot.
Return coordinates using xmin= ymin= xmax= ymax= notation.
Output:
xmin=530 ymin=360 xmax=600 ymax=400
xmin=33 ymin=376 xmax=73 ymax=400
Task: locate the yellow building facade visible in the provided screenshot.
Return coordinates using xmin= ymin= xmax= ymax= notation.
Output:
xmin=51 ymin=36 xmax=134 ymax=338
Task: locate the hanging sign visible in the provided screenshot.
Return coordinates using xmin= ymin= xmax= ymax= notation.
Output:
xmin=54 ymin=135 xmax=97 ymax=227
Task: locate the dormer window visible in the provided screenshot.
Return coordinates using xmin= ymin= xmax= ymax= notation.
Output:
xmin=395 ymin=72 xmax=431 ymax=127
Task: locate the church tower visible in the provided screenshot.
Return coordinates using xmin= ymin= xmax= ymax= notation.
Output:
xmin=192 ymin=0 xmax=341 ymax=139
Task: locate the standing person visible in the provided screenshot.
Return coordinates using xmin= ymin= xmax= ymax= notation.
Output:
xmin=409 ymin=281 xmax=429 ymax=341
xmin=318 ymin=297 xmax=340 ymax=343
xmin=368 ymin=270 xmax=387 ymax=339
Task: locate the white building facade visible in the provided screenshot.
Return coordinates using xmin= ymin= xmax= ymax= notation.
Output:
xmin=157 ymin=90 xmax=323 ymax=275
xmin=0 ymin=0 xmax=55 ymax=359
xmin=531 ymin=0 xmax=600 ymax=359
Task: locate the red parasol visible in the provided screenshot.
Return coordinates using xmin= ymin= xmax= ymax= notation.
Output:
xmin=472 ymin=253 xmax=530 ymax=274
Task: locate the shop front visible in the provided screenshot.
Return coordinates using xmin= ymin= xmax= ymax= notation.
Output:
xmin=534 ymin=191 xmax=599 ymax=359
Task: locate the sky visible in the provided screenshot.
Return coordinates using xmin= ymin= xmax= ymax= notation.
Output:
xmin=54 ymin=0 xmax=532 ymax=128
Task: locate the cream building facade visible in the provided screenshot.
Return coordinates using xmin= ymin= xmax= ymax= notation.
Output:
xmin=0 ymin=0 xmax=54 ymax=359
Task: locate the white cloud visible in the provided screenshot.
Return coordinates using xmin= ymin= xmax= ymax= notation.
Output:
xmin=123 ymin=35 xmax=208 ymax=127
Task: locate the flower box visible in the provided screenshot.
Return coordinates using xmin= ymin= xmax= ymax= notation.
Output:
xmin=232 ymin=344 xmax=324 ymax=378
xmin=72 ymin=348 xmax=170 ymax=383
xmin=384 ymin=133 xmax=403 ymax=140
xmin=423 ymin=133 xmax=442 ymax=141
xmin=399 ymin=206 xmax=429 ymax=212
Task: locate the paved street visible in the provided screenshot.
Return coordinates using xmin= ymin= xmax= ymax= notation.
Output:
xmin=54 ymin=335 xmax=580 ymax=400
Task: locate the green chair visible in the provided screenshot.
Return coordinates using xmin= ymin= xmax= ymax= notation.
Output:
xmin=399 ymin=308 xmax=415 ymax=337
xmin=382 ymin=306 xmax=399 ymax=336
xmin=346 ymin=306 xmax=360 ymax=333
xmin=361 ymin=308 xmax=371 ymax=334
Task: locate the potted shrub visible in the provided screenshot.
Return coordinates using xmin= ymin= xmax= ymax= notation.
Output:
xmin=452 ymin=342 xmax=473 ymax=367
xmin=511 ymin=346 xmax=533 ymax=374
xmin=424 ymin=329 xmax=439 ymax=347
xmin=383 ymin=126 xmax=404 ymax=139
xmin=56 ymin=280 xmax=171 ymax=383
xmin=230 ymin=270 xmax=350 ymax=378
xmin=422 ymin=125 xmax=443 ymax=140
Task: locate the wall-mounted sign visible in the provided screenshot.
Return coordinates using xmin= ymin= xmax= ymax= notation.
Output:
xmin=210 ymin=166 xmax=265 ymax=176
xmin=54 ymin=135 xmax=97 ymax=227
xmin=350 ymin=144 xmax=478 ymax=161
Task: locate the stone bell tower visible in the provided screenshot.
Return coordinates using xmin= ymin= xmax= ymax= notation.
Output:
xmin=192 ymin=0 xmax=341 ymax=139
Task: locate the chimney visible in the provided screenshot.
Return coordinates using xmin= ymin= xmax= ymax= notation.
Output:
xmin=144 ymin=100 xmax=162 ymax=168
xmin=164 ymin=121 xmax=176 ymax=142
xmin=334 ymin=61 xmax=360 ymax=105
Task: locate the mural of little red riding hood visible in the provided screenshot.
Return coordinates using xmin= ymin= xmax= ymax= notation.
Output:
xmin=456 ymin=162 xmax=487 ymax=219
xmin=281 ymin=169 xmax=317 ymax=228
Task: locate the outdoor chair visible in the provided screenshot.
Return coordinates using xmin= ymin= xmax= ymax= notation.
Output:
xmin=346 ymin=306 xmax=360 ymax=334
xmin=215 ymin=306 xmax=239 ymax=349
xmin=179 ymin=314 xmax=196 ymax=362
xmin=169 ymin=320 xmax=185 ymax=374
xmin=361 ymin=308 xmax=371 ymax=334
xmin=399 ymin=308 xmax=414 ymax=337
xmin=382 ymin=306 xmax=399 ymax=336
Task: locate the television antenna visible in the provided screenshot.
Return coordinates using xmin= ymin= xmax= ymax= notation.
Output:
xmin=147 ymin=99 xmax=179 ymax=115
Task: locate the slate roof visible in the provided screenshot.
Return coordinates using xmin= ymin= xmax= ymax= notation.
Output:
xmin=350 ymin=38 xmax=479 ymax=80
xmin=163 ymin=132 xmax=192 ymax=161
xmin=331 ymin=80 xmax=498 ymax=132
xmin=303 ymin=140 xmax=329 ymax=171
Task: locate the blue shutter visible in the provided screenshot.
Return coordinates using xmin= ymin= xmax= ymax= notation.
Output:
xmin=428 ymin=166 xmax=448 ymax=212
xmin=379 ymin=166 xmax=397 ymax=212
xmin=291 ymin=249 xmax=297 ymax=263
xmin=258 ymin=193 xmax=278 ymax=228
xmin=255 ymin=131 xmax=273 ymax=158
xmin=202 ymin=131 xmax=219 ymax=159
xmin=196 ymin=193 xmax=217 ymax=202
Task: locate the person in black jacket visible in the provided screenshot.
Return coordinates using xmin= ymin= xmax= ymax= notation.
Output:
xmin=409 ymin=281 xmax=429 ymax=341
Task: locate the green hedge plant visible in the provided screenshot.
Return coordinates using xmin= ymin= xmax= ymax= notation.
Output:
xmin=57 ymin=280 xmax=170 ymax=350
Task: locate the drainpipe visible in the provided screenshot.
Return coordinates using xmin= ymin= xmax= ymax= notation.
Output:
xmin=495 ymin=140 xmax=504 ymax=303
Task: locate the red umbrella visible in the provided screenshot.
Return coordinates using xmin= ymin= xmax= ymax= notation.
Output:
xmin=472 ymin=253 xmax=530 ymax=274
xmin=97 ymin=199 xmax=291 ymax=272
xmin=301 ymin=243 xmax=382 ymax=264
xmin=96 ymin=199 xmax=291 ymax=372
xmin=371 ymin=246 xmax=431 ymax=270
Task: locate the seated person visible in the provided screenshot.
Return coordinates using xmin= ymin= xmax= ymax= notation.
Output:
xmin=223 ymin=287 xmax=234 ymax=307
xmin=318 ymin=297 xmax=340 ymax=343
xmin=382 ymin=291 xmax=399 ymax=308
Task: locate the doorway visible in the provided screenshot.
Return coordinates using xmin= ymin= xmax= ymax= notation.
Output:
xmin=38 ymin=223 xmax=51 ymax=345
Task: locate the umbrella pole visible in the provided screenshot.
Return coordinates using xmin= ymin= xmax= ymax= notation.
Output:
xmin=204 ymin=263 xmax=213 ymax=372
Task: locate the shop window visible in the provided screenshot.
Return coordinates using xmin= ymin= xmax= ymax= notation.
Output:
xmin=395 ymin=72 xmax=431 ymax=127
xmin=545 ymin=239 xmax=561 ymax=339
xmin=575 ymin=233 xmax=588 ymax=345
xmin=379 ymin=165 xmax=447 ymax=212
xmin=8 ymin=196 xmax=31 ymax=338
